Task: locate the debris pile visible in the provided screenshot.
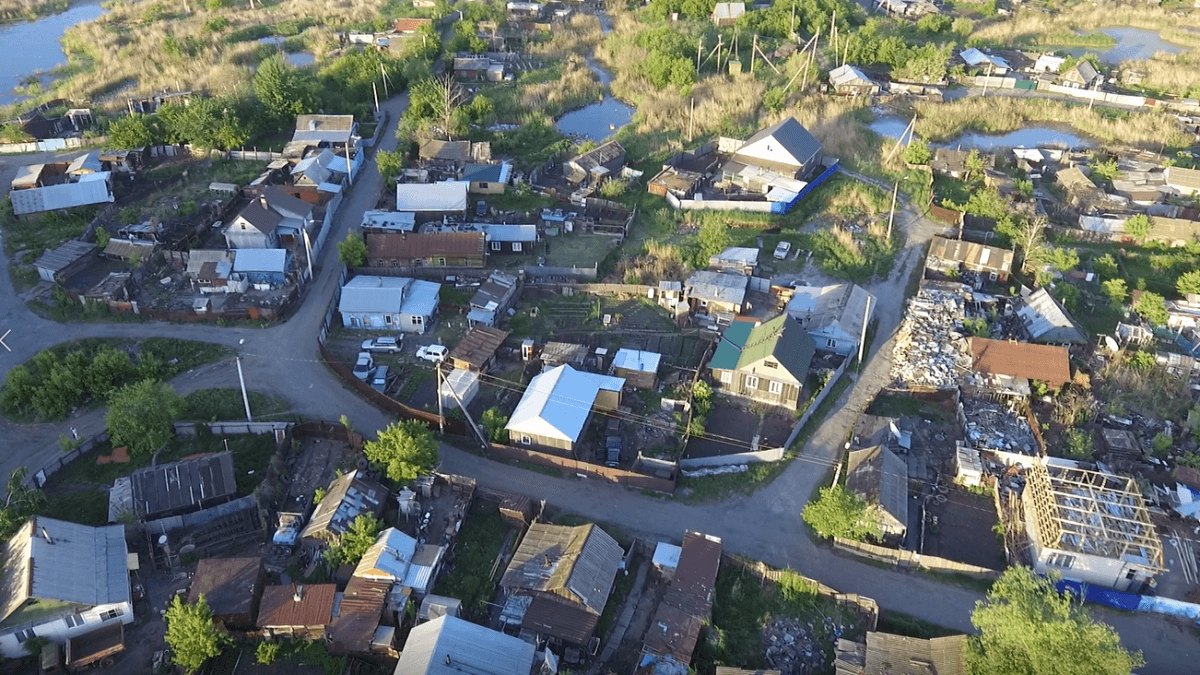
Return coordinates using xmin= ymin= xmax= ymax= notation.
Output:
xmin=763 ymin=616 xmax=844 ymax=675
xmin=890 ymin=285 xmax=972 ymax=390
xmin=962 ymin=397 xmax=1038 ymax=454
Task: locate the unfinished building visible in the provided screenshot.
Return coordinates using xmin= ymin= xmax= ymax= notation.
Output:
xmin=1022 ymin=461 xmax=1163 ymax=592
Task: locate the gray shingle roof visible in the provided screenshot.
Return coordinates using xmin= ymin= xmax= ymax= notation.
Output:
xmin=396 ymin=615 xmax=535 ymax=675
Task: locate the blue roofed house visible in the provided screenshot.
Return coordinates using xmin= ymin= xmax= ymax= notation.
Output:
xmin=461 ymin=163 xmax=512 ymax=194
xmin=505 ymin=364 xmax=624 ymax=455
xmin=708 ymin=315 xmax=816 ymax=410
xmin=0 ymin=517 xmax=133 ymax=658
xmin=394 ymin=615 xmax=535 ymax=675
xmin=339 ymin=275 xmax=440 ymax=333
xmin=233 ymin=248 xmax=290 ymax=289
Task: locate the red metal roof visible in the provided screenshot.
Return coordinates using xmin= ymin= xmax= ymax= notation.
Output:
xmin=257 ymin=584 xmax=336 ymax=629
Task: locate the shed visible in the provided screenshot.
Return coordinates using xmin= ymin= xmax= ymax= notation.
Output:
xmin=188 ymin=557 xmax=265 ymax=629
xmin=828 ymin=64 xmax=880 ymax=95
xmin=35 ymin=239 xmax=97 ymax=282
xmin=9 ymin=172 xmax=114 ymax=215
xmin=326 ymin=576 xmax=391 ymax=656
xmin=1015 ymin=288 xmax=1087 ymax=344
xmin=968 ymin=337 xmax=1071 ymax=389
xmin=955 ymin=445 xmax=984 ymax=488
xmin=258 ymin=584 xmax=336 ymax=639
xmin=612 ymin=348 xmax=661 ymax=389
xmin=439 ymin=368 xmax=480 ymax=411
xmin=845 ymin=445 xmax=908 ymax=541
xmin=293 ymin=114 xmax=357 ymax=147
xmin=102 ymin=238 xmax=157 ymax=263
xmin=108 ymin=452 xmax=236 ymax=522
xmin=707 ymin=246 xmax=759 ymax=275
xmin=565 ymin=141 xmax=626 ymax=185
xmin=711 ymin=1 xmax=745 ymax=26
xmin=652 ymin=542 xmax=682 ymax=580
xmin=300 ymin=469 xmax=386 ymax=544
xmin=417 ymin=595 xmax=462 ymax=623
xmin=232 ymin=248 xmax=289 ymax=287
xmin=448 ymin=325 xmax=509 ymax=371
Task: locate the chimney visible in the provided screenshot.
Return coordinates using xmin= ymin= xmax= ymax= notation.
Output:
xmin=41 ymin=527 xmax=53 ymax=544
xmin=309 ymin=119 xmax=318 ymax=131
xmin=259 ymin=196 xmax=268 ymax=209
xmin=293 ymin=583 xmax=304 ymax=602
xmin=445 ymin=656 xmax=452 ymax=666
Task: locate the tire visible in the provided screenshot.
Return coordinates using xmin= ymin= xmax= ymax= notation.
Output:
xmin=100 ymin=656 xmax=116 ymax=668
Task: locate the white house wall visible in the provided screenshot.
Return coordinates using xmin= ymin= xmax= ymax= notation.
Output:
xmin=0 ymin=600 xmax=133 ymax=658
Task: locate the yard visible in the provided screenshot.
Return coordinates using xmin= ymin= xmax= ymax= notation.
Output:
xmin=122 ymin=158 xmax=263 ymax=225
xmin=181 ymin=388 xmax=292 ymax=422
xmin=432 ymin=504 xmax=513 ymax=621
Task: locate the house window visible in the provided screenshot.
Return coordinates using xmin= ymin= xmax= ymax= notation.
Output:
xmin=1047 ymin=553 xmax=1075 ymax=569
xmin=826 ymin=339 xmax=837 ymax=349
xmin=15 ymin=628 xmax=36 ymax=643
xmin=491 ymin=241 xmax=502 ymax=251
xmin=385 ymin=315 xmax=393 ymax=324
xmin=519 ymin=435 xmax=532 ymax=445
xmin=719 ymin=371 xmax=732 ymax=384
xmin=768 ymin=380 xmax=783 ymax=395
xmin=479 ymin=182 xmax=489 ymax=189
xmin=65 ymin=613 xmax=86 ymax=628
xmin=438 ymin=257 xmax=447 ymax=266
xmin=512 ymin=242 xmax=522 ymax=252
xmin=763 ymin=360 xmax=777 ymax=369
xmin=410 ymin=316 xmax=424 ymax=326
xmin=744 ymin=375 xmax=760 ymax=390
xmin=100 ymin=608 xmax=123 ymax=621
xmin=700 ymin=300 xmax=709 ymax=308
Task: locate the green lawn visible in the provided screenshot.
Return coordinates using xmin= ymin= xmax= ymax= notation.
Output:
xmin=433 ymin=506 xmax=510 ymax=621
xmin=182 ymin=388 xmax=292 ymax=422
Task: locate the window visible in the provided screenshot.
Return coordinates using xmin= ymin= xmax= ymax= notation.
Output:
xmin=491 ymin=241 xmax=502 ymax=251
xmin=512 ymin=242 xmax=522 ymax=252
xmin=700 ymin=300 xmax=709 ymax=308
xmin=826 ymin=339 xmax=837 ymax=349
xmin=410 ymin=316 xmax=423 ymax=326
xmin=519 ymin=435 xmax=532 ymax=446
xmin=65 ymin=613 xmax=86 ymax=628
xmin=763 ymin=360 xmax=777 ymax=369
xmin=719 ymin=371 xmax=732 ymax=384
xmin=479 ymin=182 xmax=489 ymax=189
xmin=768 ymin=380 xmax=783 ymax=395
xmin=385 ymin=315 xmax=393 ymax=324
xmin=989 ymin=272 xmax=998 ymax=282
xmin=99 ymin=608 xmax=123 ymax=621
xmin=744 ymin=375 xmax=760 ymax=390
xmin=438 ymin=257 xmax=447 ymax=266
xmin=1047 ymin=553 xmax=1075 ymax=569
xmin=15 ymin=628 xmax=36 ymax=643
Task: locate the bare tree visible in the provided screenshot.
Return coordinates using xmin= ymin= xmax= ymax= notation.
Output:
xmin=434 ymin=75 xmax=468 ymax=141
xmin=1017 ymin=215 xmax=1048 ymax=273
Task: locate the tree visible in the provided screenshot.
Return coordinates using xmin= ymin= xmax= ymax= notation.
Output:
xmin=1134 ymin=291 xmax=1168 ymax=326
xmin=0 ymin=365 xmax=37 ymax=416
xmin=433 ymin=75 xmax=467 ymax=140
xmin=105 ymin=379 xmax=185 ymax=457
xmin=902 ymin=141 xmax=932 ymax=166
xmin=376 ymin=149 xmax=405 ymax=182
xmin=801 ymin=485 xmax=878 ymax=541
xmin=1178 ymin=270 xmax=1200 ymax=297
xmin=481 ymin=407 xmax=509 ymax=443
xmin=1092 ymin=252 xmax=1119 ymax=278
xmin=967 ymin=566 xmax=1143 ymax=675
xmin=164 ymin=595 xmax=225 ymax=674
xmin=107 ymin=113 xmax=161 ymax=148
xmin=1101 ymin=278 xmax=1127 ymax=306
xmin=1015 ymin=216 xmax=1047 ymax=273
xmin=253 ymin=55 xmax=319 ymax=120
xmin=964 ymin=149 xmax=985 ymax=183
xmin=324 ymin=513 xmax=382 ymax=566
xmin=363 ymin=420 xmax=439 ymax=483
xmin=84 ymin=346 xmax=134 ymax=401
xmin=338 ymin=232 xmax=367 ymax=267
xmin=1124 ymin=213 xmax=1152 ymax=242
xmin=696 ymin=221 xmax=731 ymax=267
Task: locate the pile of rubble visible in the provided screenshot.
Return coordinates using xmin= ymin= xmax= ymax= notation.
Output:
xmin=962 ymin=397 xmax=1038 ymax=454
xmin=763 ymin=615 xmax=846 ymax=675
xmin=890 ymin=286 xmax=972 ymax=390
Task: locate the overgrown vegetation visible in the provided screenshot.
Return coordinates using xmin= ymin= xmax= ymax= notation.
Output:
xmin=181 ymin=388 xmax=291 ymax=422
xmin=433 ymin=505 xmax=508 ymax=620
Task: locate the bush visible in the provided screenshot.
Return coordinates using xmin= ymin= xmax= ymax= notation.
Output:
xmin=256 ymin=641 xmax=281 ymax=666
xmin=481 ymin=407 xmax=509 ymax=443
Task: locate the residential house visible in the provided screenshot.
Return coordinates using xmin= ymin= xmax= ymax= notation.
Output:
xmin=711 ymin=1 xmax=745 ymax=26
xmin=1167 ymin=294 xmax=1200 ymax=331
xmin=500 ymin=523 xmax=623 ymax=645
xmin=395 ymin=17 xmax=433 ymax=33
xmin=326 ymin=576 xmax=392 ymax=656
xmin=353 ymin=527 xmax=444 ymax=598
xmin=834 ymin=632 xmax=966 ymax=675
xmin=1034 ymin=53 xmax=1066 ymax=73
xmin=9 ymin=162 xmax=114 ymax=216
xmin=565 ymin=141 xmax=627 ymax=185
xmin=1164 ymin=166 xmax=1200 ymax=197
xmin=1060 ymin=60 xmax=1100 ymax=89
xmin=257 ymin=584 xmax=337 ymax=640
xmin=338 ymin=275 xmax=441 ymax=333
xmin=505 ymin=364 xmax=625 ymax=455
xmin=186 ymin=250 xmax=243 ymax=294
xmin=365 ymin=232 xmax=486 ymax=268
xmin=468 ymin=270 xmax=520 ymax=326
xmin=845 ymin=445 xmax=909 ymax=543
xmin=612 ymin=348 xmax=661 ymax=390
xmin=293 ymin=149 xmax=347 ymax=191
xmin=448 ymin=325 xmax=509 ymax=372
xmin=929 ymin=148 xmax=994 ymax=180
xmin=967 ymin=337 xmax=1071 ymax=398
xmin=0 ymin=517 xmax=132 ymax=659
xmin=1021 ymin=460 xmax=1162 ymax=592
xmin=708 ymin=315 xmax=816 ymax=410
xmin=108 ymin=452 xmax=236 ymax=522
xmin=1015 ymin=288 xmax=1088 ymax=344
xmin=484 ymin=223 xmax=538 ymax=254
xmin=461 ymin=163 xmax=512 ymax=194
xmin=188 ymin=557 xmax=265 ymax=629
xmin=395 ymin=615 xmax=536 ymax=675
xmin=960 ymin=47 xmax=1010 ymax=74
xmin=684 ymin=270 xmax=750 ymax=316
xmin=233 ymin=248 xmax=290 ymax=288
xmin=828 ymin=64 xmax=880 ymax=96
xmin=34 ymin=240 xmax=97 ymax=283
xmin=454 ymin=57 xmax=492 ymax=81
xmin=722 ymin=117 xmax=824 ymax=193
xmin=299 ymin=469 xmax=386 ymax=546
xmin=419 ymin=140 xmax=471 ymax=165
xmin=925 ymin=236 xmax=1014 ymax=283
xmin=102 ymin=238 xmax=156 ymax=264
xmin=639 ymin=532 xmax=722 ymax=675
xmin=1056 ymin=166 xmax=1105 ymax=208
xmin=395 ymin=182 xmax=469 ymax=220
xmin=292 ymin=114 xmax=357 ymax=150
xmin=786 ymin=283 xmax=874 ymax=356
xmin=708 ymin=246 xmax=759 ymax=275
xmin=225 ymin=197 xmax=284 ymax=249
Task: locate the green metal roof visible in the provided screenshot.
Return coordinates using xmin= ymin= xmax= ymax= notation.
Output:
xmin=709 ymin=321 xmax=754 ymax=371
xmin=708 ymin=315 xmax=815 ymax=379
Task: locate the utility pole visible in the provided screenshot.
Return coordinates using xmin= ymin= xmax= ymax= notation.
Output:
xmin=373 ymin=82 xmax=379 ymax=112
xmin=381 ymin=62 xmax=390 ymax=98
xmin=236 ymin=357 xmax=253 ymax=422
xmin=886 ymin=181 xmax=898 ymax=240
xmin=688 ymin=97 xmax=695 ymax=143
xmin=790 ymin=1 xmax=795 ymax=37
xmin=1088 ymin=73 xmax=1100 ymax=111
xmin=445 ymin=371 xmax=489 ymax=448
xmin=436 ymin=366 xmax=445 ymax=435
xmin=981 ymin=61 xmax=994 ymax=97
xmin=302 ymin=228 xmax=314 ymax=280
xmin=751 ymin=34 xmax=757 ymax=74
xmin=857 ymin=295 xmax=872 ymax=366
xmin=696 ymin=35 xmax=703 ymax=75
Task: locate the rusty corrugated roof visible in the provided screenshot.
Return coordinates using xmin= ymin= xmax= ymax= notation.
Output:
xmin=969 ymin=337 xmax=1071 ymax=386
xmin=258 ymin=584 xmax=336 ymax=629
xmin=366 ymin=232 xmax=485 ymax=260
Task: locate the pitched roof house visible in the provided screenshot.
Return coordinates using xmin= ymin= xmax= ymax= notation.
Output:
xmin=299 ymin=469 xmax=386 ymax=544
xmin=612 ymin=348 xmax=661 ymax=390
xmin=968 ymin=337 xmax=1071 ymax=391
xmin=565 ymin=141 xmax=626 ymax=185
xmin=396 ymin=615 xmax=536 ymax=675
xmin=639 ymin=532 xmax=722 ymax=674
xmin=786 ymin=283 xmax=874 ymax=356
xmin=727 ymin=117 xmax=823 ymax=182
xmin=505 ymin=364 xmax=625 ymax=455
xmin=188 ymin=557 xmax=265 ymax=629
xmin=708 ymin=315 xmax=816 ymax=410
xmin=926 ymin=236 xmax=1014 ymax=282
xmin=1015 ymin=288 xmax=1087 ymax=344
xmin=352 ymin=527 xmax=445 ymax=597
xmin=685 ymin=270 xmax=750 ymax=316
xmin=834 ymin=631 xmax=967 ymax=675
xmin=326 ymin=576 xmax=392 ymax=656
xmin=500 ymin=523 xmax=624 ymax=644
xmin=293 ymin=114 xmax=357 ymax=147
xmin=34 ymin=239 xmax=97 ymax=283
xmin=365 ymin=232 xmax=486 ymax=268
xmin=829 ymin=64 xmax=880 ymax=95
xmin=1060 ymin=60 xmax=1100 ymax=88
xmin=9 ymin=164 xmax=114 ymax=216
xmin=338 ymin=275 xmax=441 ymax=333
xmin=846 ymin=445 xmax=909 ymax=541
xmin=258 ymin=584 xmax=337 ymax=639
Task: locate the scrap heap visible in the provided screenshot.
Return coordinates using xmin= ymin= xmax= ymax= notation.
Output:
xmin=961 ymin=398 xmax=1038 ymax=455
xmin=890 ymin=285 xmax=972 ymax=390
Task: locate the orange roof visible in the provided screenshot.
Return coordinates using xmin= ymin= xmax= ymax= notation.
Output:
xmin=969 ymin=338 xmax=1071 ymax=386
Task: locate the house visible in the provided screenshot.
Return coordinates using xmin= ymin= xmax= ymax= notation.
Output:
xmin=925 ymin=236 xmax=1014 ymax=283
xmin=366 ymin=232 xmax=485 ymax=268
xmin=34 ymin=239 xmax=97 ymax=282
xmin=484 ymin=224 xmax=538 ymax=254
xmin=127 ymin=89 xmax=193 ymax=114
xmin=454 ymin=57 xmax=492 ymax=81
xmin=293 ymin=114 xmax=357 ymax=149
xmin=233 ymin=248 xmax=290 ymax=288
xmin=396 ymin=615 xmax=536 ymax=675
xmin=500 ymin=523 xmax=623 ymax=645
xmin=395 ymin=17 xmax=433 ymax=33
xmin=0 ymin=517 xmax=132 ymax=659
xmin=1164 ymin=166 xmax=1200 ymax=197
xmin=188 ymin=557 xmax=265 ymax=629
xmin=419 ymin=139 xmax=471 ymax=165
xmin=960 ymin=47 xmax=1010 ymax=74
xmin=612 ymin=348 xmax=661 ymax=390
xmin=708 ymin=315 xmax=816 ymax=410
xmin=655 ymin=280 xmax=685 ymax=312
xmin=929 ymin=148 xmax=994 ymax=179
xmin=186 ymin=250 xmax=241 ymax=294
xmin=708 ymin=246 xmax=759 ymax=275
xmin=326 ymin=576 xmax=392 ymax=656
xmin=828 ymin=64 xmax=880 ymax=96
xmin=1021 ymin=460 xmax=1162 ymax=592
xmin=1167 ymin=294 xmax=1200 ymax=331
xmin=293 ymin=149 xmax=348 ymax=190
xmin=685 ymin=270 xmax=750 ymax=316
xmin=834 ymin=632 xmax=966 ymax=675
xmin=505 ymin=364 xmax=625 ymax=455
xmin=1034 ymin=53 xmax=1066 ymax=73
xmin=461 ymin=163 xmax=512 ymax=194
xmin=1060 ymin=60 xmax=1100 ymax=88
xmin=257 ymin=584 xmax=337 ymax=639
xmin=540 ymin=341 xmax=590 ymax=369
xmin=225 ymin=198 xmax=282 ymax=249
xmin=968 ymin=338 xmax=1071 ymax=396
xmin=1056 ymin=166 xmax=1105 ymax=209
xmin=449 ymin=325 xmax=509 ymax=372
xmin=468 ymin=270 xmax=520 ymax=326
xmin=786 ymin=283 xmax=874 ymax=356
xmin=721 ymin=117 xmax=823 ymax=194
xmin=361 ymin=210 xmax=416 ymax=234
xmin=299 ymin=469 xmax=386 ymax=545
xmin=845 ymin=445 xmax=909 ymax=542
xmin=107 ymin=452 xmax=236 ymax=522
xmin=9 ymin=166 xmax=114 ymax=216
xmin=1015 ymin=288 xmax=1087 ymax=344
xmin=639 ymin=532 xmax=722 ymax=675
xmin=102 ymin=238 xmax=156 ymax=263
xmin=395 ymin=182 xmax=469 ymax=220
xmin=338 ymin=275 xmax=441 ymax=333
xmin=353 ymin=527 xmax=445 ymax=598
xmin=565 ymin=141 xmax=627 ymax=185
xmin=711 ymin=1 xmax=745 ymax=26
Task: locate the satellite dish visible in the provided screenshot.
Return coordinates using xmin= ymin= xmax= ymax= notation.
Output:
xmin=158 ymin=535 xmax=168 ymax=545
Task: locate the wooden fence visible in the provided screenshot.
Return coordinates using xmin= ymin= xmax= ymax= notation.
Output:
xmin=832 ymin=537 xmax=1001 ymax=580
xmin=484 ymin=443 xmax=677 ymax=493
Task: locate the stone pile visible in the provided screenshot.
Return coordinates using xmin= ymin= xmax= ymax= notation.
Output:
xmin=962 ymin=397 xmax=1038 ymax=454
xmin=890 ymin=286 xmax=972 ymax=390
xmin=762 ymin=615 xmax=845 ymax=675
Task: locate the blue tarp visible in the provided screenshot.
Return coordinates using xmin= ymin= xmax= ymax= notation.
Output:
xmin=776 ymin=160 xmax=841 ymax=214
xmin=1056 ymin=578 xmax=1142 ymax=611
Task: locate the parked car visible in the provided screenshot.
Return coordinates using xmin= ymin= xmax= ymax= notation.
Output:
xmin=370 ymin=365 xmax=394 ymax=393
xmin=774 ymin=240 xmax=792 ymax=260
xmin=416 ymin=345 xmax=448 ymax=363
xmin=353 ymin=352 xmax=374 ymax=380
xmin=476 ymin=199 xmax=488 ymax=217
xmin=361 ymin=336 xmax=402 ymax=354
xmin=605 ymin=436 xmax=622 ymax=468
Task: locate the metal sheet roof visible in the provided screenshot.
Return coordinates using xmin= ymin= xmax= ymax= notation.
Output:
xmin=122 ymin=452 xmax=236 ymax=518
xmin=258 ymin=583 xmax=336 ymax=629
xmin=339 ymin=276 xmax=412 ymax=314
xmin=462 ymin=163 xmax=511 ymax=184
xmin=400 ymin=279 xmax=441 ymax=317
xmin=613 ymin=348 xmax=661 ymax=374
xmin=35 ymin=239 xmax=96 ymax=273
xmin=685 ymin=270 xmax=748 ymax=305
xmin=353 ymin=527 xmax=418 ymax=580
xmin=969 ymin=337 xmax=1071 ymax=387
xmin=395 ymin=615 xmax=536 ymax=675
xmin=733 ymin=117 xmax=822 ymax=172
xmin=786 ymin=283 xmax=873 ymax=338
xmin=233 ymin=248 xmax=288 ymax=273
xmin=829 ymin=64 xmax=875 ymax=87
xmin=484 ymin=223 xmax=538 ymax=242
xmin=505 ymin=365 xmax=625 ymax=443
xmin=708 ymin=314 xmax=815 ymax=379
xmin=1016 ymin=288 xmax=1087 ymax=343
xmin=11 ymin=173 xmax=113 ymax=215
xmin=300 ymin=469 xmax=386 ymax=541
xmin=502 ymin=522 xmax=622 ymax=620
xmin=846 ymin=446 xmax=909 ymax=532
xmin=395 ymin=182 xmax=468 ymax=212
xmin=293 ymin=115 xmax=356 ymax=145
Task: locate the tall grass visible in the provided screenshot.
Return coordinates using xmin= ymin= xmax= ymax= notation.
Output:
xmin=1125 ymin=51 xmax=1200 ymax=97
xmin=0 ymin=0 xmax=67 ymax=24
xmin=974 ymin=5 xmax=1200 ymax=50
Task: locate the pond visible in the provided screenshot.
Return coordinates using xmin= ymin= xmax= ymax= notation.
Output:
xmin=1060 ymin=26 xmax=1187 ymax=65
xmin=257 ymin=36 xmax=315 ymax=67
xmin=868 ymin=115 xmax=1095 ymax=150
xmin=0 ymin=0 xmax=107 ymax=107
xmin=553 ymin=46 xmax=633 ymax=141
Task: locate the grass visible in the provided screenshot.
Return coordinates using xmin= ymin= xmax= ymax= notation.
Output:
xmin=126 ymin=159 xmax=264 ymax=223
xmin=0 ymin=200 xmax=96 ymax=257
xmin=973 ymin=4 xmax=1200 ymax=51
xmin=0 ymin=0 xmax=68 ymax=24
xmin=433 ymin=505 xmax=509 ymax=621
xmin=877 ymin=610 xmax=963 ymax=639
xmin=867 ymin=393 xmax=954 ymax=425
xmin=36 ymin=489 xmax=109 ymax=526
xmin=917 ymin=568 xmax=996 ymax=594
xmin=181 ymin=388 xmax=292 ymax=422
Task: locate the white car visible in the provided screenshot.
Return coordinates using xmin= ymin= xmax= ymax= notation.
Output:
xmin=774 ymin=241 xmax=792 ymax=260
xmin=416 ymin=345 xmax=448 ymax=363
xmin=352 ymin=352 xmax=374 ymax=380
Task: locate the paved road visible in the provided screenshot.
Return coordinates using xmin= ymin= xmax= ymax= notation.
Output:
xmin=1 ymin=99 xmax=1197 ymax=673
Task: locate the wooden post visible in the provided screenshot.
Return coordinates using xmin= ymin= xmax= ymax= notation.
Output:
xmin=751 ymin=34 xmax=757 ymax=74
xmin=886 ymin=181 xmax=898 ymax=240
xmin=857 ymin=294 xmax=871 ymax=368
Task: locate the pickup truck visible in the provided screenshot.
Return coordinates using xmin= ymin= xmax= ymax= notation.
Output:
xmin=66 ymin=622 xmax=125 ymax=671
